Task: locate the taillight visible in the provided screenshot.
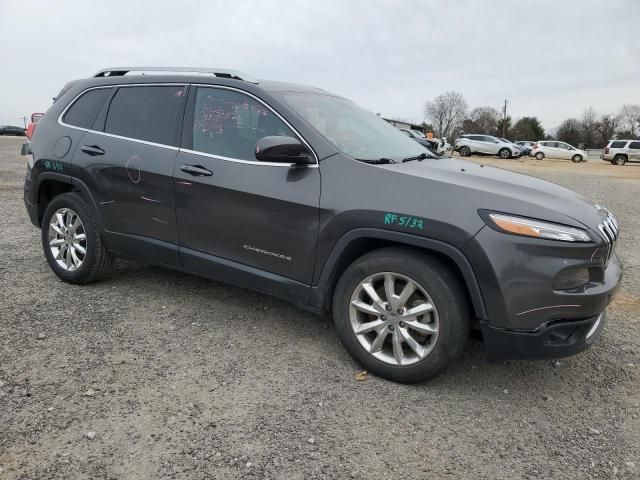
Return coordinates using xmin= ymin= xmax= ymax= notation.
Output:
xmin=533 ymin=143 xmax=539 ymax=149
xmin=604 ymin=147 xmax=609 ymax=154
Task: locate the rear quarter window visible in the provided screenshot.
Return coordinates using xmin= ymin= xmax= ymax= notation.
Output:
xmin=629 ymin=141 xmax=640 ymax=149
xmin=104 ymin=85 xmax=186 ymax=145
xmin=610 ymin=141 xmax=628 ymax=148
xmin=62 ymin=88 xmax=112 ymax=129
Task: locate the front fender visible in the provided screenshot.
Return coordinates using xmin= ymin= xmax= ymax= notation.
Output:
xmin=308 ymin=228 xmax=487 ymax=319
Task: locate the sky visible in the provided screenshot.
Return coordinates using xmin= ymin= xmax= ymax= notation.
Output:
xmin=1 ymin=0 xmax=638 ymax=131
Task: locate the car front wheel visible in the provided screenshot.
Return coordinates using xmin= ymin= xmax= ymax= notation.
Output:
xmin=535 ymin=152 xmax=545 ymax=160
xmin=458 ymin=146 xmax=471 ymax=157
xmin=499 ymin=148 xmax=511 ymax=159
xmin=332 ymin=248 xmax=470 ymax=383
xmin=572 ymin=154 xmax=583 ymax=163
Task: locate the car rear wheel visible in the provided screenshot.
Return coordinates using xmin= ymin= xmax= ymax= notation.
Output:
xmin=535 ymin=152 xmax=545 ymax=160
xmin=41 ymin=192 xmax=114 ymax=284
xmin=498 ymin=148 xmax=511 ymax=159
xmin=613 ymin=155 xmax=626 ymax=166
xmin=458 ymin=146 xmax=471 ymax=157
xmin=332 ymin=248 xmax=470 ymax=383
xmin=572 ymin=154 xmax=583 ymax=163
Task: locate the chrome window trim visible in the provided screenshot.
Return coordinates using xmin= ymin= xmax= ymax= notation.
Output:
xmin=180 ymin=148 xmax=318 ymax=168
xmin=57 ymin=82 xmax=319 ymax=167
xmin=189 ymin=83 xmax=319 ymax=165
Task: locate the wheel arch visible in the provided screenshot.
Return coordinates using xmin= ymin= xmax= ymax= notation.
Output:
xmin=310 ymin=228 xmax=487 ymax=320
xmin=35 ymin=173 xmax=102 ymax=227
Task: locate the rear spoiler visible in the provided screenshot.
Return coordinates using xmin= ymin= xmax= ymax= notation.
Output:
xmin=53 ymin=80 xmax=80 ymax=103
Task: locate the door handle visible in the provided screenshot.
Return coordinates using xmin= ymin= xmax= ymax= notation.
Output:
xmin=180 ymin=164 xmax=213 ymax=176
xmin=80 ymin=145 xmax=105 ymax=156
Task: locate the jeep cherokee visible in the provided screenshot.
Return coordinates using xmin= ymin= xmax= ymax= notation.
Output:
xmin=24 ymin=67 xmax=622 ymax=382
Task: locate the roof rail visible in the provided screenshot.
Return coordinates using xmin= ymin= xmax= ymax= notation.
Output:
xmin=93 ymin=67 xmax=257 ymax=83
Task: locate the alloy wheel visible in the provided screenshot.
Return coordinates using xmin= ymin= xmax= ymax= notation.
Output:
xmin=349 ymin=272 xmax=439 ymax=366
xmin=48 ymin=208 xmax=87 ymax=271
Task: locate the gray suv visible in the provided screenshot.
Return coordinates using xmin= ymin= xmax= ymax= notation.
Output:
xmin=601 ymin=139 xmax=640 ymax=165
xmin=454 ymin=134 xmax=521 ymax=159
xmin=23 ymin=67 xmax=621 ymax=382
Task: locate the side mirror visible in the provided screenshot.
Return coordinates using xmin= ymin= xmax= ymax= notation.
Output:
xmin=255 ymin=136 xmax=314 ymax=164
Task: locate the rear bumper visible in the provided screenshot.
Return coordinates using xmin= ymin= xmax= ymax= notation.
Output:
xmin=481 ymin=310 xmax=606 ymax=360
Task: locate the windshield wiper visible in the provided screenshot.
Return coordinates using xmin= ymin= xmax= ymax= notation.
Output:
xmin=402 ymin=152 xmax=431 ymax=163
xmin=356 ymin=157 xmax=397 ymax=164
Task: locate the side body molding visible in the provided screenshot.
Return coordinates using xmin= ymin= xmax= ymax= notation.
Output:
xmin=309 ymin=228 xmax=488 ymax=320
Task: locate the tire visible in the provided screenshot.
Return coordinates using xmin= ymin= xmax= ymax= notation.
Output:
xmin=613 ymin=155 xmax=627 ymax=166
xmin=458 ymin=146 xmax=471 ymax=157
xmin=498 ymin=148 xmax=511 ymax=159
xmin=41 ymin=192 xmax=114 ymax=284
xmin=571 ymin=154 xmax=583 ymax=163
xmin=332 ymin=247 xmax=470 ymax=383
xmin=535 ymin=152 xmax=545 ymax=160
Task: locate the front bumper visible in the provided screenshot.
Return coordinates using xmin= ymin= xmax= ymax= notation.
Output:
xmin=481 ymin=310 xmax=606 ymax=360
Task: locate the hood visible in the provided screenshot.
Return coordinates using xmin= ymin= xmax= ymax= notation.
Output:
xmin=381 ymin=157 xmax=605 ymax=230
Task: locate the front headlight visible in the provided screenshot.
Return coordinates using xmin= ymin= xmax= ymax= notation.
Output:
xmin=484 ymin=212 xmax=592 ymax=242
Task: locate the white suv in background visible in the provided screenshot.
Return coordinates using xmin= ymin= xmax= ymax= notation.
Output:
xmin=600 ymin=139 xmax=640 ymax=166
xmin=454 ymin=134 xmax=521 ymax=159
xmin=530 ymin=141 xmax=588 ymax=162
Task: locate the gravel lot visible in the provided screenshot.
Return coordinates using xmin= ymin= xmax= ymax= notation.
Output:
xmin=1 ymin=136 xmax=638 ymax=479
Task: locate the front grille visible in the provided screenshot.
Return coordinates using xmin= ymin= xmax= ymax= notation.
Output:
xmin=597 ymin=211 xmax=619 ymax=264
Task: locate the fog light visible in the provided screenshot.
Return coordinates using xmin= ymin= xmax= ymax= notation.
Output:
xmin=553 ymin=268 xmax=590 ymax=290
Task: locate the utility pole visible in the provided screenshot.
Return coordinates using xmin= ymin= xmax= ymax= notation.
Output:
xmin=502 ymin=99 xmax=508 ymax=138
xmin=22 ymin=116 xmax=28 ymax=128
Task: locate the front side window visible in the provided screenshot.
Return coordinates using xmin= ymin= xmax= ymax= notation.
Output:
xmin=63 ymin=88 xmax=112 ymax=129
xmin=192 ymin=87 xmax=294 ymax=161
xmin=105 ymin=85 xmax=185 ymax=145
xmin=276 ymin=92 xmax=430 ymax=161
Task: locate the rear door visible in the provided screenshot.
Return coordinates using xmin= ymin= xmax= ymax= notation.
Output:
xmin=72 ymin=84 xmax=187 ymax=264
xmin=173 ymin=85 xmax=321 ymax=286
xmin=628 ymin=141 xmax=640 ymax=161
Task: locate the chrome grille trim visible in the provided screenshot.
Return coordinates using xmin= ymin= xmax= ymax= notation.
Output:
xmin=597 ymin=211 xmax=619 ymax=264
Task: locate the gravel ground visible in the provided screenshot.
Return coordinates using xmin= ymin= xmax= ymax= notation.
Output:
xmin=1 ymin=136 xmax=638 ymax=479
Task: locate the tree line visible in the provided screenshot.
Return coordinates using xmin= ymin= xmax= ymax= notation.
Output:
xmin=423 ymin=91 xmax=640 ymax=148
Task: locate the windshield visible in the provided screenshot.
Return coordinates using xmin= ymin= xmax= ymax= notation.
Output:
xmin=276 ymin=92 xmax=430 ymax=161
xmin=411 ymin=130 xmax=426 ymax=138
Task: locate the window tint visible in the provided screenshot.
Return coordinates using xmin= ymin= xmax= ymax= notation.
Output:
xmin=629 ymin=141 xmax=640 ymax=149
xmin=105 ymin=86 xmax=185 ymax=144
xmin=611 ymin=141 xmax=628 ymax=148
xmin=63 ymin=88 xmax=111 ymax=129
xmin=192 ymin=87 xmax=294 ymax=161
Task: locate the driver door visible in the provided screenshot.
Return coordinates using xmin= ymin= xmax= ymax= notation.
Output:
xmin=174 ymin=86 xmax=321 ymax=286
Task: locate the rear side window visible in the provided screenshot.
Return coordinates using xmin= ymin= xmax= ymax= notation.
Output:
xmin=610 ymin=141 xmax=627 ymax=148
xmin=191 ymin=87 xmax=294 ymax=161
xmin=62 ymin=88 xmax=111 ymax=129
xmin=629 ymin=141 xmax=640 ymax=149
xmin=105 ymin=86 xmax=185 ymax=145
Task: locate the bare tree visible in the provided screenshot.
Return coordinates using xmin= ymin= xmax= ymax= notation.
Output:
xmin=468 ymin=106 xmax=500 ymax=134
xmin=618 ymin=104 xmax=640 ymax=137
xmin=424 ymin=91 xmax=468 ymax=139
xmin=557 ymin=118 xmax=582 ymax=146
xmin=596 ymin=114 xmax=618 ymax=146
xmin=580 ymin=107 xmax=599 ymax=148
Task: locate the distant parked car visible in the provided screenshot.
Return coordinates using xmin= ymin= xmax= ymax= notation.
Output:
xmin=0 ymin=125 xmax=26 ymax=136
xmin=515 ymin=141 xmax=535 ymax=156
xmin=454 ymin=134 xmax=521 ymax=159
xmin=530 ymin=141 xmax=588 ymax=162
xmin=398 ymin=128 xmax=446 ymax=154
xmin=600 ymin=139 xmax=640 ymax=166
